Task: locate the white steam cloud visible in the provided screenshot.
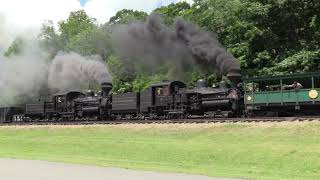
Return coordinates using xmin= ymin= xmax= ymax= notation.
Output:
xmin=0 ymin=52 xmax=112 ymax=106
xmin=0 ymin=14 xmax=12 ymax=52
xmin=0 ymin=55 xmax=48 ymax=105
xmin=48 ymin=52 xmax=112 ymax=93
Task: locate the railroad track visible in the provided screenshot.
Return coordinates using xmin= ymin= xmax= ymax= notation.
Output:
xmin=1 ymin=116 xmax=320 ymax=126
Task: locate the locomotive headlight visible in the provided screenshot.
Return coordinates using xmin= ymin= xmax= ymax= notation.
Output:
xmin=309 ymin=90 xmax=318 ymax=99
xmin=247 ymin=96 xmax=252 ymax=101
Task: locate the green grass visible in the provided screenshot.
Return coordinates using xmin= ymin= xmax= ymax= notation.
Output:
xmin=0 ymin=122 xmax=319 ymax=180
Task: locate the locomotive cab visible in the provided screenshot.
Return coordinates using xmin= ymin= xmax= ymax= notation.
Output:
xmin=139 ymin=81 xmax=187 ymax=118
xmin=151 ymin=81 xmax=186 ymax=107
xmin=54 ymin=91 xmax=86 ymax=119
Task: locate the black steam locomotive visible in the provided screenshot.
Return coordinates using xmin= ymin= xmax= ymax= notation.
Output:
xmin=0 ymin=78 xmax=243 ymax=123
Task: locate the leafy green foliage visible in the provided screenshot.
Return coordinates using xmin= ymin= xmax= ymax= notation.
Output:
xmin=6 ymin=0 xmax=318 ymax=92
xmin=58 ymin=10 xmax=96 ymax=44
xmin=154 ymin=2 xmax=191 ymax=25
xmin=106 ymin=55 xmax=134 ymax=93
xmin=262 ymin=50 xmax=320 ymax=75
xmin=65 ymin=27 xmax=111 ymax=59
xmin=39 ymin=21 xmax=64 ymax=58
xmin=184 ymin=0 xmax=320 ymax=76
xmin=4 ymin=38 xmax=25 ymax=57
xmin=108 ymin=9 xmax=147 ymax=25
xmin=132 ymin=70 xmax=170 ymax=92
xmin=39 ymin=10 xmax=101 ymax=58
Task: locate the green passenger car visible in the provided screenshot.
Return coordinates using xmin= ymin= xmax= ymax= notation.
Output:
xmin=243 ymin=72 xmax=320 ymax=116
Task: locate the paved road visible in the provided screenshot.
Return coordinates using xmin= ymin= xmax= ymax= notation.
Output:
xmin=0 ymin=158 xmax=241 ymax=180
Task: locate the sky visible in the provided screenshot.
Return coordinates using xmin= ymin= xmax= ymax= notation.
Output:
xmin=0 ymin=0 xmax=193 ymax=51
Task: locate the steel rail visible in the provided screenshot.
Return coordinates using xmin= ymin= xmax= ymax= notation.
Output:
xmin=1 ymin=117 xmax=320 ymax=126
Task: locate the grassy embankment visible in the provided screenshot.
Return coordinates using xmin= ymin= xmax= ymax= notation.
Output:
xmin=0 ymin=122 xmax=319 ymax=179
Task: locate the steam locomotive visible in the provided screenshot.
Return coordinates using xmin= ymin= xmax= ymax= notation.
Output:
xmin=3 ymin=70 xmax=320 ymax=123
xmin=0 ymin=77 xmax=243 ymax=123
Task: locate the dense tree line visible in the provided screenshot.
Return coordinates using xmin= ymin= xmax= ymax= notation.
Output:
xmin=4 ymin=0 xmax=320 ymax=92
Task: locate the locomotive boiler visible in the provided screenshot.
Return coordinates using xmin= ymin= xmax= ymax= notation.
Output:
xmin=184 ymin=79 xmax=242 ymax=118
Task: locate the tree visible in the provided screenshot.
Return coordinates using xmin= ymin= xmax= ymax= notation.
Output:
xmin=36 ymin=1 xmax=320 ymax=93
xmin=4 ymin=38 xmax=25 ymax=57
xmin=262 ymin=50 xmax=320 ymax=75
xmin=108 ymin=9 xmax=147 ymax=25
xmin=39 ymin=10 xmax=112 ymax=59
xmin=106 ymin=55 xmax=135 ymax=93
xmin=58 ymin=10 xmax=97 ymax=45
xmin=38 ymin=20 xmax=63 ymax=58
xmin=181 ymin=0 xmax=320 ymax=76
xmin=65 ymin=27 xmax=112 ymax=60
xmin=154 ymin=2 xmax=191 ymax=25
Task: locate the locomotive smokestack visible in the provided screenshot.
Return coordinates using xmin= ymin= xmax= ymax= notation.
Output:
xmin=101 ymin=82 xmax=113 ymax=96
xmin=227 ymin=70 xmax=242 ymax=84
xmin=196 ymin=79 xmax=207 ymax=88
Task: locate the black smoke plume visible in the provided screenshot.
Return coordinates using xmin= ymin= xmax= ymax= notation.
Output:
xmin=111 ymin=14 xmax=194 ymax=77
xmin=111 ymin=13 xmax=241 ymax=78
xmin=175 ymin=19 xmax=241 ymax=77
